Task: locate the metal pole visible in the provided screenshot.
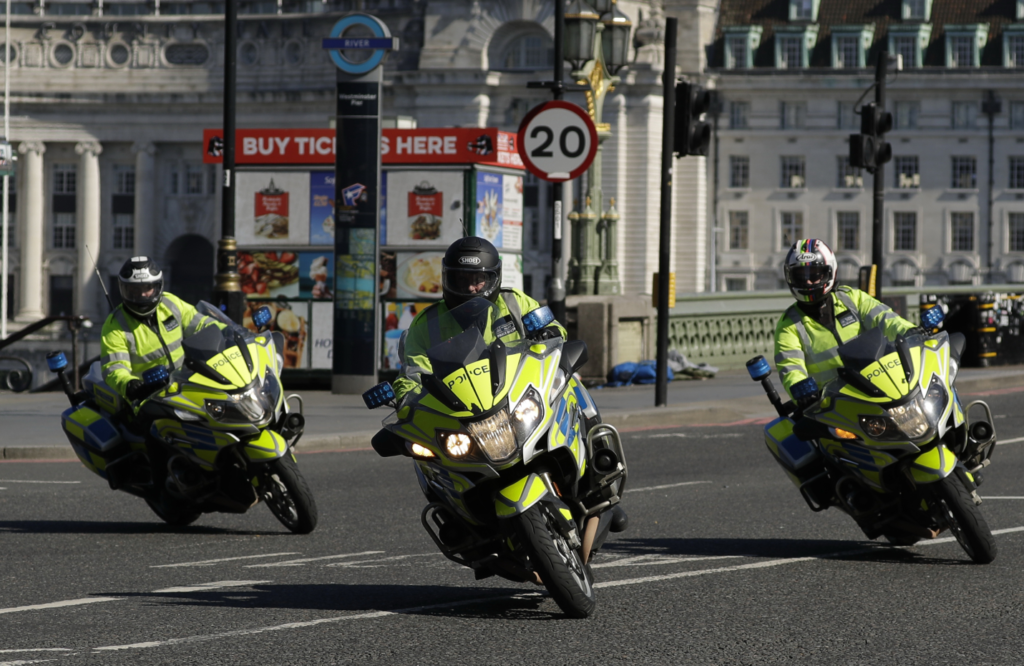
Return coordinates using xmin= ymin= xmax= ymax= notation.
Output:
xmin=710 ymin=94 xmax=720 ymax=292
xmin=213 ymin=0 xmax=243 ymax=322
xmin=986 ymin=90 xmax=997 ymax=281
xmin=1 ymin=0 xmax=10 ymax=339
xmin=655 ymin=18 xmax=677 ymax=408
xmin=549 ymin=0 xmax=566 ymax=323
xmin=871 ymin=51 xmax=886 ymax=300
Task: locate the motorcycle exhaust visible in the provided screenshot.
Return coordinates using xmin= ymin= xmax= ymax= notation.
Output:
xmin=593 ymin=448 xmax=619 ymax=475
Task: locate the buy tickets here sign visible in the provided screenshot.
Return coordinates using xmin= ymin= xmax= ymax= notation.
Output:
xmin=203 ymin=128 xmax=524 ymax=168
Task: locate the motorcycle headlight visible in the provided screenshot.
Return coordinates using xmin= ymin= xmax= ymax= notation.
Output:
xmin=511 ymin=388 xmax=544 ymax=443
xmin=887 ymin=397 xmax=933 ymax=440
xmin=466 ymin=410 xmax=518 ymax=463
xmin=441 ymin=432 xmax=473 ymax=458
xmin=205 ymin=383 xmax=271 ymax=424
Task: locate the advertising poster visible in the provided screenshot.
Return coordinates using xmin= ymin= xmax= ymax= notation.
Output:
xmin=309 ymin=171 xmax=335 ymax=246
xmin=500 ymin=253 xmax=524 ymax=291
xmin=395 ymin=251 xmax=445 ymax=300
xmin=336 ymin=240 xmax=375 ymax=311
xmin=310 ymin=301 xmax=333 ymax=370
xmin=382 ymin=301 xmax=432 ymax=370
xmin=384 ymin=170 xmax=464 ymax=247
xmin=235 ymin=171 xmax=310 ymax=246
xmin=475 ymin=171 xmax=503 ymax=247
xmin=298 ymin=251 xmax=334 ymax=300
xmin=238 ymin=250 xmax=299 ymax=298
xmin=380 ymin=250 xmax=397 ymax=300
xmin=242 ymin=300 xmax=309 ymax=369
xmin=501 ymin=174 xmax=524 ymax=251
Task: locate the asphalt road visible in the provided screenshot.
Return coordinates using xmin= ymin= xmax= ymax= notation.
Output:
xmin=3 ymin=387 xmax=1024 ymax=665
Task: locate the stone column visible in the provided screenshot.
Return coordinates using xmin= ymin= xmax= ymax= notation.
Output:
xmin=15 ymin=141 xmax=45 ymax=321
xmin=132 ymin=142 xmax=156 ymax=258
xmin=75 ymin=141 xmax=103 ymax=321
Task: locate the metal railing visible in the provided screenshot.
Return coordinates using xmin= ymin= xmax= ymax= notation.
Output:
xmin=0 ymin=315 xmax=91 ymax=391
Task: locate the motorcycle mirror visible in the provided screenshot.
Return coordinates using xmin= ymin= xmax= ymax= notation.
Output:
xmin=46 ymin=351 xmax=68 ymax=373
xmin=523 ymin=306 xmax=555 ymax=333
xmin=746 ymin=356 xmax=771 ymax=381
xmin=363 ymin=382 xmax=396 ymax=409
xmin=142 ymin=365 xmax=169 ymax=387
xmin=920 ymin=306 xmax=944 ymax=330
xmin=253 ymin=306 xmax=273 ymax=331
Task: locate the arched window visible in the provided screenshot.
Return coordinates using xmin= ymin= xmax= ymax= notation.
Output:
xmin=490 ymin=23 xmax=553 ymax=72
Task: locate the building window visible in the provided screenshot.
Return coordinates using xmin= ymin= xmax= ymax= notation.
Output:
xmin=186 ymin=164 xmax=205 ymax=194
xmin=115 ymin=165 xmax=135 ymax=195
xmin=950 ymin=35 xmax=974 ymax=67
xmin=837 ymin=102 xmax=858 ymax=129
xmin=728 ymin=211 xmax=749 ymax=250
xmin=53 ymin=163 xmax=76 ymax=194
xmin=894 ymin=156 xmax=920 ymax=189
xmin=725 ymin=277 xmax=747 ymax=292
xmin=781 ymin=212 xmax=803 ymax=249
xmin=835 ymin=35 xmax=859 ymax=68
xmin=894 ymin=212 xmax=917 ymax=251
xmin=950 ymin=212 xmax=974 ymax=251
xmin=778 ymin=36 xmax=804 ymax=69
xmin=52 ymin=164 xmax=76 ymax=249
xmin=837 ymin=212 xmax=860 ymax=251
xmin=727 ymin=38 xmax=748 ymax=70
xmin=112 ymin=214 xmax=134 ymax=250
xmin=789 ymin=0 xmax=816 ymax=21
xmin=904 ymin=0 xmax=927 ymax=19
xmin=1009 ymin=212 xmax=1024 ymax=251
xmin=729 ymin=156 xmax=750 ymax=188
xmin=893 ymin=35 xmax=917 ymax=68
xmin=837 ymin=156 xmax=862 ymax=189
xmin=1012 ymin=102 xmax=1024 ymax=129
xmin=53 ymin=213 xmax=75 ymax=249
xmin=946 ymin=26 xmax=989 ymax=69
xmin=951 ymin=157 xmax=977 ymax=189
xmin=894 ymin=101 xmax=919 ymax=129
xmin=781 ymin=102 xmax=806 ymax=129
xmin=1008 ymin=34 xmax=1024 ymax=68
xmin=499 ymin=34 xmax=552 ymax=71
xmin=49 ymin=275 xmax=73 ymax=316
xmin=952 ymin=102 xmax=977 ymax=129
xmin=1010 ymin=157 xmax=1024 ymax=189
xmin=729 ymin=101 xmax=749 ymax=129
xmin=780 ymin=156 xmax=806 ymax=189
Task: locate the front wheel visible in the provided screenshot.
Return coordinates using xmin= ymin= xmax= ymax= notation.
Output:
xmin=934 ymin=475 xmax=997 ymax=564
xmin=262 ymin=453 xmax=318 ymax=534
xmin=517 ymin=505 xmax=596 ymax=618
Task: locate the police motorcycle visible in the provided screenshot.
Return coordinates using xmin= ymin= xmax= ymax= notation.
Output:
xmin=363 ymin=297 xmax=628 ymax=618
xmin=48 ymin=302 xmax=318 ymax=533
xmin=747 ymin=306 xmax=997 ymax=563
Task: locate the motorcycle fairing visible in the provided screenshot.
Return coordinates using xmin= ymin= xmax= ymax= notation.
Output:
xmin=61 ymin=404 xmax=123 ymax=478
xmin=495 ymin=473 xmax=550 ymax=518
xmin=909 ymin=444 xmax=957 ymax=484
xmin=416 ymin=462 xmax=480 ymax=524
xmin=242 ymin=429 xmax=288 ymax=463
xmin=546 ymin=379 xmax=586 ymax=479
xmin=151 ymin=419 xmax=242 ymax=469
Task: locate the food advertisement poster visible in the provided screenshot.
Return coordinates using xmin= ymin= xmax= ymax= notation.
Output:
xmin=310 ymin=301 xmax=333 ymax=369
xmin=500 ymin=253 xmax=524 ymax=291
xmin=298 ymin=251 xmax=334 ymax=300
xmin=501 ymin=174 xmax=524 ymax=251
xmin=308 ymin=171 xmax=335 ymax=246
xmin=475 ymin=171 xmax=503 ymax=248
xmin=238 ymin=250 xmax=299 ymax=298
xmin=235 ymin=171 xmax=310 ymax=246
xmin=242 ymin=300 xmax=309 ymax=369
xmin=395 ymin=251 xmax=444 ymax=300
xmin=382 ymin=301 xmax=432 ymax=370
xmin=384 ymin=170 xmax=464 ymax=247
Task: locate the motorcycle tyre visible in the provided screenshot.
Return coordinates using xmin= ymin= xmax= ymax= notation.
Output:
xmin=935 ymin=475 xmax=997 ymax=564
xmin=145 ymin=488 xmax=201 ymax=527
xmin=264 ymin=454 xmax=319 ymax=535
xmin=518 ymin=505 xmax=596 ymax=619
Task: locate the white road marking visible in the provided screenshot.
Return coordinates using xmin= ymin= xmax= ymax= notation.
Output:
xmin=152 ymin=581 xmax=271 ymax=594
xmin=0 ymin=597 xmax=119 ymax=615
xmin=913 ymin=526 xmax=1024 ymax=545
xmin=0 ymin=480 xmax=81 ymax=484
xmin=997 ymin=436 xmax=1024 ymax=445
xmin=627 ymin=481 xmax=711 ymax=493
xmin=151 ymin=553 xmax=301 ymax=568
xmin=326 ymin=553 xmax=441 ymax=568
xmin=244 ymin=551 xmax=384 ymax=568
xmin=0 ymin=660 xmax=58 ymax=665
xmin=647 ymin=433 xmax=742 ymax=440
xmin=591 ymin=554 xmax=743 ymax=569
xmin=980 ymin=496 xmax=1024 ymax=500
xmin=0 ymin=651 xmax=72 ymax=655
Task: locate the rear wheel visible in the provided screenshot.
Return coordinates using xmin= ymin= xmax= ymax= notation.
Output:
xmin=262 ymin=454 xmax=318 ymax=534
xmin=935 ymin=475 xmax=997 ymax=564
xmin=518 ymin=505 xmax=595 ymax=618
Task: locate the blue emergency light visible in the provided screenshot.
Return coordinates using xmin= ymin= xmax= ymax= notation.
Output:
xmin=46 ymin=351 xmax=68 ymax=372
xmin=523 ymin=306 xmax=555 ymax=333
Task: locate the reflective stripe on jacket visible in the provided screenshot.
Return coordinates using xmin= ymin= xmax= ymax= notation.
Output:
xmin=100 ymin=293 xmax=220 ymax=400
xmin=773 ymin=286 xmax=916 ymax=399
xmin=393 ymin=289 xmax=567 ymax=401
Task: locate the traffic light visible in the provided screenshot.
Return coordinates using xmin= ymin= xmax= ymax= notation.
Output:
xmin=674 ymin=81 xmax=711 ymax=157
xmin=848 ymin=102 xmax=892 ymax=171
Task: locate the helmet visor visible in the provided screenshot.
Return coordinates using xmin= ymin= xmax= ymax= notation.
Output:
xmin=788 ymin=265 xmax=831 ymax=288
xmin=120 ymin=280 xmax=162 ymax=305
xmin=442 ymin=267 xmax=499 ymax=298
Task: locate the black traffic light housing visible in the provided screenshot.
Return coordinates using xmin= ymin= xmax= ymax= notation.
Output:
xmin=848 ymin=102 xmax=892 ymax=172
xmin=674 ymin=81 xmax=711 ymax=156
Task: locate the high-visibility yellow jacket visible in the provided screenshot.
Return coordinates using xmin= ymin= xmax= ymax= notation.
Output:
xmin=393 ymin=289 xmax=567 ymax=401
xmin=774 ymin=286 xmax=916 ymax=399
xmin=100 ymin=293 xmax=222 ymax=400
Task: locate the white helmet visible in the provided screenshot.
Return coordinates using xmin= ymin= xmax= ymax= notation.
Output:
xmin=118 ymin=256 xmax=164 ymax=317
xmin=784 ymin=239 xmax=837 ymax=303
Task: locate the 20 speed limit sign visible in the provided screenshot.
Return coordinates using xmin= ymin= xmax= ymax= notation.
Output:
xmin=516 ymin=101 xmax=598 ymax=183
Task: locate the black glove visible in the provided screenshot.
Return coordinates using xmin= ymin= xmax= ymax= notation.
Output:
xmin=125 ymin=379 xmax=147 ymax=402
xmin=534 ymin=326 xmax=562 ymax=341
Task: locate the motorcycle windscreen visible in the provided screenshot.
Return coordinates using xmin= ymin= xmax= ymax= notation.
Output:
xmin=181 ymin=325 xmax=262 ymax=388
xmin=834 ymin=328 xmax=921 ymax=401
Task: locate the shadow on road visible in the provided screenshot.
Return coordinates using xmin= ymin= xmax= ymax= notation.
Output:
xmin=107 ymin=584 xmax=561 ymax=619
xmin=0 ymin=520 xmax=280 ymax=536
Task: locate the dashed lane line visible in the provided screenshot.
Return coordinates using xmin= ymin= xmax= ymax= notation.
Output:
xmin=0 ymin=480 xmax=81 ymax=484
xmin=591 ymin=554 xmax=744 ymax=569
xmin=980 ymin=496 xmax=1024 ymax=500
xmin=244 ymin=551 xmax=384 ymax=568
xmin=0 ymin=660 xmax=58 ymax=665
xmin=998 ymin=436 xmax=1024 ymax=445
xmin=151 ymin=553 xmax=301 ymax=568
xmin=326 ymin=553 xmax=441 ymax=568
xmin=0 ymin=597 xmax=120 ymax=616
xmin=152 ymin=581 xmax=271 ymax=594
xmin=627 ymin=481 xmax=711 ymax=493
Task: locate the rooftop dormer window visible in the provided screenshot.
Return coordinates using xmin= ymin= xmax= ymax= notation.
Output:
xmin=723 ymin=26 xmax=762 ymax=69
xmin=831 ymin=24 xmax=874 ymax=68
xmin=888 ymin=23 xmax=930 ymax=68
xmin=775 ymin=25 xmax=818 ymax=69
xmin=789 ymin=0 xmax=819 ymax=22
xmin=945 ymin=24 xmax=989 ymax=68
xmin=902 ymin=0 xmax=932 ymax=21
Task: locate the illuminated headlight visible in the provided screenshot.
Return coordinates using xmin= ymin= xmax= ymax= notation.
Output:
xmin=860 ymin=415 xmax=892 ymax=439
xmin=443 ymin=433 xmax=473 ymax=458
xmin=511 ymin=389 xmax=544 ymax=443
xmin=467 ymin=410 xmax=518 ymax=463
xmin=411 ymin=443 xmax=436 ymax=458
xmin=205 ymin=386 xmax=267 ymax=424
xmin=887 ymin=398 xmax=933 ymax=440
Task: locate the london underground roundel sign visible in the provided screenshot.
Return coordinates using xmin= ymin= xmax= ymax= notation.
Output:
xmin=516 ymin=101 xmax=598 ymax=183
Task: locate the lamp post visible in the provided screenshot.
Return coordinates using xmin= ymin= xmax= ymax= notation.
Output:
xmin=564 ymin=0 xmax=631 ymax=295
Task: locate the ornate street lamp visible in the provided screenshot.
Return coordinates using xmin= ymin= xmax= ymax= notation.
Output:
xmin=563 ymin=0 xmax=599 ymax=71
xmin=601 ymin=3 xmax=632 ymax=74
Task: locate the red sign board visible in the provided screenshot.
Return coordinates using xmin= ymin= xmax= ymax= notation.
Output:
xmin=202 ymin=128 xmax=524 ymax=168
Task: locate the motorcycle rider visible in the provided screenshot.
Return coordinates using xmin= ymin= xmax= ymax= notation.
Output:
xmin=393 ymin=236 xmax=566 ymax=402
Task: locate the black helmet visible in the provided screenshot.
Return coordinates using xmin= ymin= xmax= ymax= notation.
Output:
xmin=118 ymin=256 xmax=164 ymax=317
xmin=442 ymin=236 xmax=502 ymax=309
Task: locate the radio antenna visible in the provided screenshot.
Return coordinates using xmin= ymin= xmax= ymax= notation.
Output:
xmin=86 ymin=245 xmax=116 ymax=313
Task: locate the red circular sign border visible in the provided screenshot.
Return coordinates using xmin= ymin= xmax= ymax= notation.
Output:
xmin=516 ymin=100 xmax=599 ymax=183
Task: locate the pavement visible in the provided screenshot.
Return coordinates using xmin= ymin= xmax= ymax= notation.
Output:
xmin=5 ymin=365 xmax=1024 ymax=460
